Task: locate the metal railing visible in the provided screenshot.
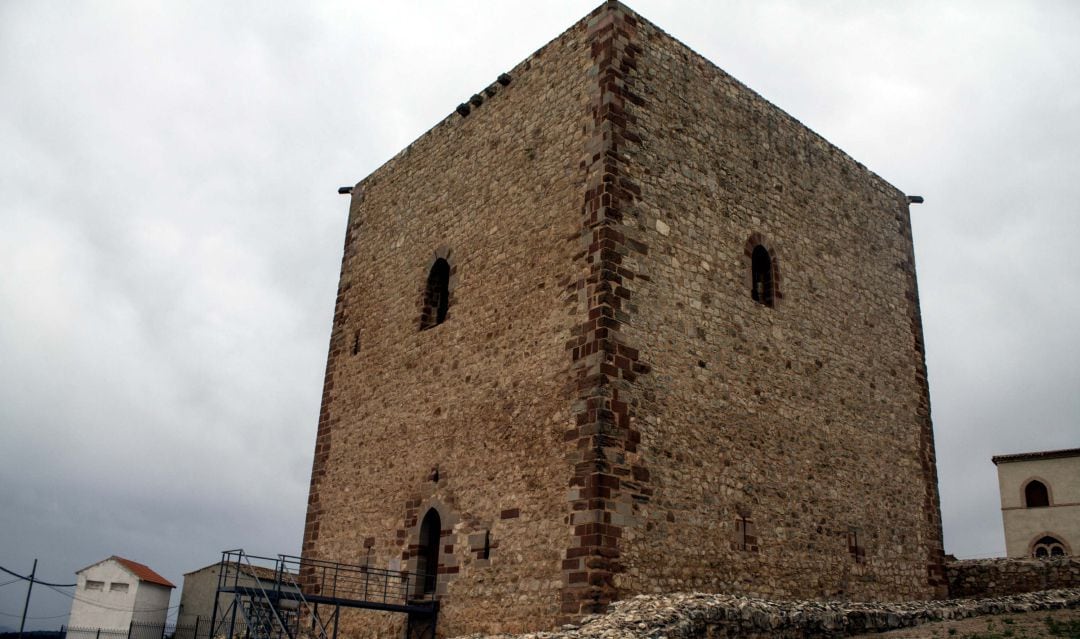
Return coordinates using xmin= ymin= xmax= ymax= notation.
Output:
xmin=212 ymin=551 xmax=300 ymax=639
xmin=168 ymin=618 xmax=211 ymax=639
xmin=270 ymin=560 xmax=330 ymax=639
xmin=64 ymin=628 xmax=127 ymax=639
xmin=281 ymin=554 xmax=420 ymax=606
xmin=210 ymin=550 xmax=436 ymax=639
xmin=64 ymin=621 xmax=202 ymax=639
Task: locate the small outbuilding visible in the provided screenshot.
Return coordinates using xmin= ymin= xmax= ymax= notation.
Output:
xmin=177 ymin=560 xmax=297 ymax=631
xmin=68 ymin=556 xmax=175 ymax=632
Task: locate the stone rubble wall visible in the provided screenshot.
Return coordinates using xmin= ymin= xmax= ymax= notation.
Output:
xmin=946 ymin=557 xmax=1080 ymax=599
xmin=457 ymin=589 xmax=1080 ymax=639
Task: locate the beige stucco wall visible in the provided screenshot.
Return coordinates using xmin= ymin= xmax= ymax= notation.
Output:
xmin=178 ymin=563 xmax=297 ymax=630
xmin=996 ymin=454 xmax=1080 ymax=557
xmin=177 ymin=565 xmax=218 ymax=626
xmin=69 ymin=559 xmax=171 ymax=630
xmin=133 ymin=583 xmax=172 ymax=625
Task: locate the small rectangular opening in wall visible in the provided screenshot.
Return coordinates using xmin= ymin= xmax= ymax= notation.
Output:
xmin=85 ymin=580 xmax=104 ymax=591
xmin=734 ymin=516 xmax=758 ymax=552
xmin=848 ymin=530 xmax=866 ymax=563
xmin=469 ymin=529 xmax=494 ymax=561
xmin=109 ymin=582 xmax=129 ymax=592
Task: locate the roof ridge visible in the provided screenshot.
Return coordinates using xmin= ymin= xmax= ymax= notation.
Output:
xmin=109 ymin=555 xmax=176 ymax=588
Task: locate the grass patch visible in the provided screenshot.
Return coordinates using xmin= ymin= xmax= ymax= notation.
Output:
xmin=1045 ymin=615 xmax=1080 ymax=638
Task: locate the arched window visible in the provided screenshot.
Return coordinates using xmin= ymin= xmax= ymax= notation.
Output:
xmin=1032 ymin=535 xmax=1067 ymax=558
xmin=417 ymin=509 xmax=441 ymax=595
xmin=420 ymin=259 xmax=450 ymax=330
xmin=751 ymin=245 xmax=774 ymax=307
xmin=1025 ymin=480 xmax=1050 ymax=508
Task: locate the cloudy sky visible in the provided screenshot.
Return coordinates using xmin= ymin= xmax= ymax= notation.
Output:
xmin=2 ymin=0 xmax=1077 ymax=630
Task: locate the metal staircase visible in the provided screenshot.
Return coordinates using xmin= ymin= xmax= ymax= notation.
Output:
xmin=209 ymin=550 xmax=438 ymax=639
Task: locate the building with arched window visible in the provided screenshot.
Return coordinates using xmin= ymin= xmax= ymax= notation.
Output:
xmin=993 ymin=448 xmax=1080 ymax=559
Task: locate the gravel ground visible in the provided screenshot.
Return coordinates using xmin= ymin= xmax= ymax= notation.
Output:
xmin=456 ymin=589 xmax=1080 ymax=639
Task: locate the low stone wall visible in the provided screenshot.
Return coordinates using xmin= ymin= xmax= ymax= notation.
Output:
xmin=457 ymin=589 xmax=1080 ymax=639
xmin=947 ymin=557 xmax=1080 ymax=598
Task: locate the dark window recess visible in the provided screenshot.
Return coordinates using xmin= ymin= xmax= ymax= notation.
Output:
xmin=420 ymin=259 xmax=451 ymax=330
xmin=1025 ymin=480 xmax=1050 ymax=508
xmin=751 ymin=245 xmax=774 ymax=307
xmin=848 ymin=530 xmax=866 ymax=563
xmin=482 ymin=530 xmax=491 ymax=560
xmin=1032 ymin=535 xmax=1066 ymax=558
xmin=352 ymin=330 xmax=361 ymax=355
xmin=734 ymin=516 xmax=758 ymax=552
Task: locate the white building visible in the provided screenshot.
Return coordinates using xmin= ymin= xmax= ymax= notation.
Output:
xmin=993 ymin=448 xmax=1079 ymax=558
xmin=68 ymin=556 xmax=175 ymax=631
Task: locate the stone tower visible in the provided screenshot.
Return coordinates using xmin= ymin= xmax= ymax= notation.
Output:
xmin=302 ymin=2 xmax=946 ymax=636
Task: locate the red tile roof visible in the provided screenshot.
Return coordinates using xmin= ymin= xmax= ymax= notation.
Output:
xmin=183 ymin=560 xmax=291 ymax=581
xmin=111 ymin=556 xmax=175 ymax=588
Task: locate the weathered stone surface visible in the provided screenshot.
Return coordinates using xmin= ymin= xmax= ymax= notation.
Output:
xmin=600 ymin=0 xmax=944 ymax=607
xmin=303 ymin=14 xmax=593 ymax=637
xmin=301 ymin=1 xmax=945 ymax=636
xmin=456 ymin=589 xmax=1080 ymax=639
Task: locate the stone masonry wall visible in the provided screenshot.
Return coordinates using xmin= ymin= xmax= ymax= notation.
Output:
xmin=947 ymin=558 xmax=1080 ymax=599
xmin=303 ymin=17 xmax=593 ymax=638
xmin=304 ymin=1 xmax=948 ymax=636
xmin=587 ymin=5 xmax=944 ymax=601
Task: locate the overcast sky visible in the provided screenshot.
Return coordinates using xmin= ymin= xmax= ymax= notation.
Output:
xmin=2 ymin=0 xmax=1078 ymax=630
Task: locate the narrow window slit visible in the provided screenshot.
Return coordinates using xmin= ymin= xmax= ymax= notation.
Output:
xmin=751 ymin=245 xmax=775 ymax=307
xmin=848 ymin=530 xmax=866 ymax=563
xmin=420 ymin=258 xmax=451 ymax=330
xmin=734 ymin=515 xmax=758 ymax=552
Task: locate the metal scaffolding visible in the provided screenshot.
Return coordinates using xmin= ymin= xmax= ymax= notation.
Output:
xmin=209 ymin=550 xmax=438 ymax=639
